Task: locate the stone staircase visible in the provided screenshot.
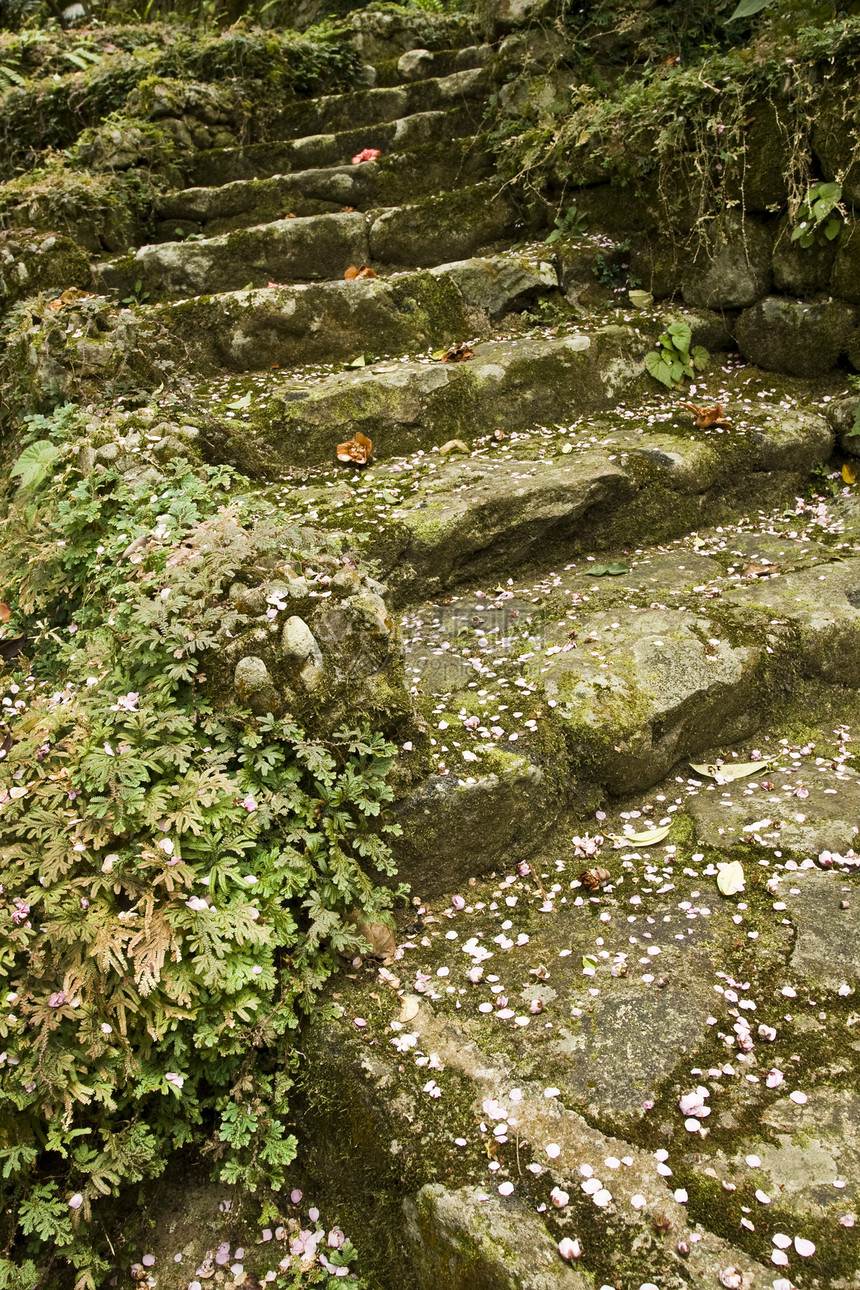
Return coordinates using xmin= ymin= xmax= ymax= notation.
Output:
xmin=6 ymin=9 xmax=860 ymax=1288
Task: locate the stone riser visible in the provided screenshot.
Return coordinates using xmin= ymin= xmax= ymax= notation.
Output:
xmin=266 ymin=65 xmax=489 ymax=139
xmin=155 ymin=139 xmax=493 ymax=238
xmin=187 ymin=103 xmax=483 ymax=185
xmin=98 ymin=182 xmax=522 ymax=298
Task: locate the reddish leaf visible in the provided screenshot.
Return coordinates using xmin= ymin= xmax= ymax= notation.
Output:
xmin=351 ymin=148 xmax=381 ymax=165
xmin=676 ymin=399 xmax=732 ymax=428
xmin=336 ymin=432 xmax=373 ymax=465
xmin=440 ymin=341 xmax=475 ymax=363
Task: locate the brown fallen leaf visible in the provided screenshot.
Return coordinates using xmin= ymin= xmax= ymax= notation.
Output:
xmin=440 ymin=340 xmax=475 ymax=363
xmin=336 ymin=431 xmax=372 ymax=465
xmin=676 ymin=400 xmax=733 ymax=429
xmin=439 ymin=439 xmax=469 ymax=457
xmin=286 ymin=212 xmax=297 ymax=219
xmin=344 ymin=264 xmax=377 ymax=280
xmin=340 ymin=205 xmax=357 ymax=212
xmin=348 ymin=909 xmax=397 ymax=959
xmin=0 ymin=602 xmax=10 ymax=624
xmin=578 ymin=866 xmax=611 ymax=892
xmin=742 ymin=561 xmax=774 ymax=578
xmin=45 ymin=287 xmax=97 ymax=312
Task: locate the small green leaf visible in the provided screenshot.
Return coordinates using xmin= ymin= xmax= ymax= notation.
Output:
xmin=586 ymin=562 xmax=629 ymax=577
xmin=645 ymin=352 xmax=675 ymax=387
xmin=345 ymin=355 xmax=367 ymax=369
xmin=691 ymin=345 xmax=709 ymax=370
xmin=824 ymin=218 xmax=841 ymax=240
xmin=544 ymin=228 xmax=561 ymax=243
xmin=225 ymin=392 xmax=252 ymax=411
xmin=582 ymin=954 xmax=598 ymax=970
xmin=10 ymin=440 xmax=60 ymax=493
xmin=667 ymin=322 xmax=692 ymax=353
xmin=728 ymin=0 xmax=774 ymax=19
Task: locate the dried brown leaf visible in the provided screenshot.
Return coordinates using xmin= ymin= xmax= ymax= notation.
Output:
xmin=336 ymin=431 xmax=373 ymax=465
xmin=676 ymin=400 xmax=732 ymax=429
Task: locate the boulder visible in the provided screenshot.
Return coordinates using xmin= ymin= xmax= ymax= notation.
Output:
xmin=831 ymin=220 xmax=860 ymax=304
xmin=771 ymin=215 xmax=838 ymax=295
xmin=735 ymin=295 xmax=857 ymax=378
xmin=681 ymin=214 xmax=772 ymax=309
xmin=436 ymin=254 xmax=558 ymax=319
xmin=397 ymin=48 xmax=434 ymax=80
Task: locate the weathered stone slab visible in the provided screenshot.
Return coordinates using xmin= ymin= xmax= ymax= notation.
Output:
xmin=394 ymin=753 xmax=560 ymax=894
xmin=687 ymin=758 xmax=860 ymax=860
xmin=782 ymin=870 xmax=860 ymax=990
xmin=269 ymin=66 xmax=489 ymax=138
xmin=234 ymin=326 xmax=642 ymax=466
xmin=722 ymin=556 xmax=860 ymax=686
xmin=369 ymin=184 xmax=522 ymax=268
xmin=533 ymin=609 xmax=764 ymax=793
xmin=157 ymin=138 xmax=492 ymax=234
xmin=146 ymin=268 xmax=472 ymax=371
xmin=188 ymin=105 xmax=479 ymax=184
xmin=403 ymin=1184 xmax=594 ymax=1290
xmin=113 ymin=211 xmax=370 ymax=296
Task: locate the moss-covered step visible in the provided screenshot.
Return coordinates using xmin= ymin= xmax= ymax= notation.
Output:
xmin=371 ymin=41 xmax=491 ymax=88
xmin=4 ymin=269 xmax=484 ymax=409
xmin=187 ymin=103 xmax=482 ymax=185
xmin=200 ymin=321 xmax=634 ymax=469
xmin=295 ymin=831 xmax=790 ymax=1289
xmin=99 ymin=211 xmax=371 ymax=298
xmin=155 ymin=138 xmax=493 ymax=237
xmin=721 ymin=554 xmax=860 ymax=685
xmin=268 ymin=403 xmax=829 ymax=603
xmin=390 ymin=510 xmax=858 ymax=886
xmin=100 ymin=182 xmax=523 ymax=298
xmin=267 ymin=65 xmax=490 ymax=139
xmin=144 ymin=268 xmax=474 ymax=372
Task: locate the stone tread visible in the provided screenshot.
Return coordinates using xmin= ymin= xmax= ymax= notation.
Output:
xmin=187 ymin=103 xmax=483 ymax=185
xmin=155 ymin=138 xmax=493 ymax=234
xmin=266 ymin=65 xmax=490 ymax=139
xmin=254 ymin=401 xmax=831 ymax=602
xmin=99 ymin=182 xmax=523 ymax=297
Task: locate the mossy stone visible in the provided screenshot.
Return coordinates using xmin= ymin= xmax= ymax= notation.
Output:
xmin=735 ymin=295 xmax=857 ymax=378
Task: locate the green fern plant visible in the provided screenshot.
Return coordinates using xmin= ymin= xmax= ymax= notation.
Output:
xmin=0 ymin=406 xmax=402 ymax=1286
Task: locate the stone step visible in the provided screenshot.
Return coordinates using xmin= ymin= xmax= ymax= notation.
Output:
xmin=297 ymin=691 xmax=860 ymax=1287
xmin=155 ymin=138 xmax=493 ymax=238
xmin=134 ymin=267 xmax=475 ymax=374
xmin=186 ymin=103 xmax=483 ymax=186
xmin=22 ymin=260 xmax=559 ymax=409
xmin=266 ymin=65 xmax=490 ymax=139
xmin=372 ymin=42 xmax=492 ymax=87
xmin=98 ymin=182 xmax=523 ymax=298
xmin=273 ymin=401 xmax=830 ymax=606
xmin=392 ymin=495 xmax=853 ymax=891
xmin=201 ymin=319 xmax=632 ymax=470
